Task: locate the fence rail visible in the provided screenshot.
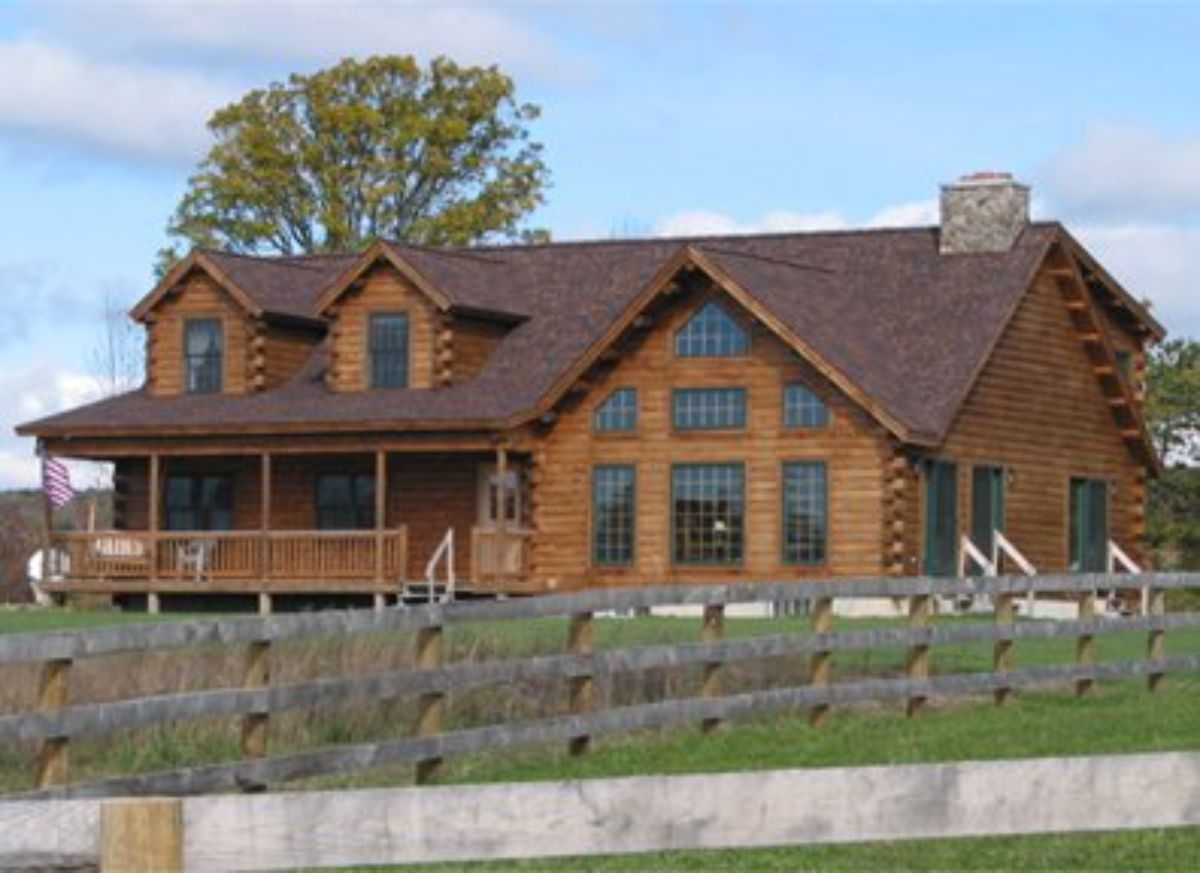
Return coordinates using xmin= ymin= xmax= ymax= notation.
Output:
xmin=2 ymin=572 xmax=1198 ymax=800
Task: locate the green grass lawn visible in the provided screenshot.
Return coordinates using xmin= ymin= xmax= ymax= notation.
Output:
xmin=0 ymin=607 xmax=195 ymax=634
xmin=5 ymin=606 xmax=1199 ymax=870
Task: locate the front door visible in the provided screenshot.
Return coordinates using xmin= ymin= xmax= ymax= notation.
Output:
xmin=969 ymin=466 xmax=1005 ymax=575
xmin=923 ymin=461 xmax=958 ymax=577
xmin=477 ymin=464 xmax=524 ymax=576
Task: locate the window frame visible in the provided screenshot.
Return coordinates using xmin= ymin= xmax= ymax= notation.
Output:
xmin=368 ymin=311 xmax=411 ymax=389
xmin=783 ymin=383 xmax=830 ymax=429
xmin=672 ymin=387 xmax=748 ymax=432
xmin=670 ymin=462 xmax=746 ymax=566
xmin=315 ymin=472 xmax=377 ymax=531
xmin=593 ymin=388 xmax=639 ymax=434
xmin=675 ymin=300 xmax=750 ymax=358
xmin=781 ymin=460 xmax=828 ymax=566
xmin=164 ymin=473 xmax=234 ymax=531
xmin=592 ymin=464 xmax=636 ymax=567
xmin=1068 ymin=477 xmax=1109 ymax=572
xmin=183 ymin=317 xmax=224 ymax=395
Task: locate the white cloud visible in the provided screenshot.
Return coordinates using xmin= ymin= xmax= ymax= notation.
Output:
xmin=64 ymin=0 xmax=584 ymax=83
xmin=1071 ymin=223 xmax=1200 ymax=338
xmin=653 ymin=199 xmax=937 ymax=237
xmin=1042 ymin=123 xmax=1200 ymax=221
xmin=0 ymin=38 xmax=236 ymax=162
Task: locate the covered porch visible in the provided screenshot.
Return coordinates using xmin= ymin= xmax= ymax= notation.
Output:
xmin=41 ymin=443 xmax=536 ymax=610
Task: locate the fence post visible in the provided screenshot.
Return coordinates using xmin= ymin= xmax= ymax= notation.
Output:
xmin=35 ymin=657 xmax=71 ymax=789
xmin=241 ymin=640 xmax=270 ymax=770
xmin=993 ymin=592 xmax=1015 ymax=706
xmin=1147 ymin=585 xmax=1165 ymax=693
xmin=100 ymin=797 xmax=183 ymax=873
xmin=808 ymin=596 xmax=833 ymax=727
xmin=414 ymin=623 xmax=445 ymax=784
xmin=568 ymin=612 xmax=594 ymax=755
xmin=905 ymin=594 xmax=931 ymax=717
xmin=701 ymin=603 xmax=725 ymax=734
xmin=1076 ymin=588 xmax=1097 ymax=697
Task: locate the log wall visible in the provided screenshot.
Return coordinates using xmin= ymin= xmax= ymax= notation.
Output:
xmin=145 ymin=272 xmax=250 ymax=396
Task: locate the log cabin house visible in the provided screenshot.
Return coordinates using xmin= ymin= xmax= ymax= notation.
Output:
xmin=17 ymin=173 xmax=1164 ymax=612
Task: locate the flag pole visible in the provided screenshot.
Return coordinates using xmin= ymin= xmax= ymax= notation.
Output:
xmin=37 ymin=440 xmax=54 ymax=591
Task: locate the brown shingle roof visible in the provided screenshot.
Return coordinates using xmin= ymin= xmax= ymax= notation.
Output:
xmin=21 ymin=223 xmax=1068 ymax=442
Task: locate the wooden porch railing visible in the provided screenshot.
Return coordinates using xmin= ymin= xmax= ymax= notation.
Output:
xmin=469 ymin=527 xmax=533 ymax=591
xmin=48 ymin=529 xmax=408 ymax=586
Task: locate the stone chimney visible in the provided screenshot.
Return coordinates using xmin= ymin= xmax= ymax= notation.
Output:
xmin=939 ymin=172 xmax=1030 ymax=254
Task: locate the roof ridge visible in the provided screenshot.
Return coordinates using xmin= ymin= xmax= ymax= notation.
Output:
xmin=697 ymin=244 xmax=839 ymax=275
xmin=202 ymin=248 xmax=358 ymax=264
xmin=385 ymin=241 xmax=509 ymax=266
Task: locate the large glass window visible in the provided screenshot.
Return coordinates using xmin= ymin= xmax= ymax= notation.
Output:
xmin=923 ymin=460 xmax=958 ymax=577
xmin=675 ymin=301 xmax=749 ymax=357
xmin=593 ymin=465 xmax=636 ymax=566
xmin=969 ymin=466 xmax=1005 ymax=575
xmin=1069 ymin=478 xmax=1109 ymax=572
xmin=594 ymin=388 xmax=638 ymax=432
xmin=184 ymin=319 xmax=223 ymax=394
xmin=369 ymin=313 xmax=410 ymax=388
xmin=672 ymin=463 xmax=744 ymax=565
xmin=316 ymin=473 xmax=376 ymax=530
xmin=673 ymin=388 xmax=747 ymax=430
xmin=782 ymin=462 xmax=827 ymax=564
xmin=783 ymin=384 xmax=829 ymax=429
xmin=164 ymin=474 xmax=233 ymax=531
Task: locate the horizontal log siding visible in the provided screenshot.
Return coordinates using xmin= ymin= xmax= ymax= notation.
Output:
xmin=450 ymin=316 xmax=510 ymax=383
xmin=146 ymin=272 xmax=249 ymax=396
xmin=937 ymin=265 xmax=1149 ymax=571
xmin=327 ymin=264 xmax=436 ymax=392
xmin=259 ymin=323 xmax=321 ymax=389
xmin=532 ymin=290 xmax=890 ymax=591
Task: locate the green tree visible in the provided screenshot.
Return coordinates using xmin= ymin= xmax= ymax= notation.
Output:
xmin=1144 ymin=337 xmax=1200 ymax=573
xmin=161 ymin=55 xmax=548 ymax=270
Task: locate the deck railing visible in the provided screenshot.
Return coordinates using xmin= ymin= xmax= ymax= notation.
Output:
xmin=49 ymin=529 xmax=408 ymax=586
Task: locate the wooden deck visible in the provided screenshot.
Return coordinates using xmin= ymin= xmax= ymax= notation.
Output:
xmin=41 ymin=527 xmax=536 ymax=598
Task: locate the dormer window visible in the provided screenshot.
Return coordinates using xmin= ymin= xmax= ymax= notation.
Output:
xmin=184 ymin=318 xmax=223 ymax=394
xmin=675 ymin=301 xmax=748 ymax=357
xmin=370 ymin=313 xmax=410 ymax=388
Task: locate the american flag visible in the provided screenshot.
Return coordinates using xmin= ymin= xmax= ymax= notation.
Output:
xmin=41 ymin=456 xmax=74 ymax=508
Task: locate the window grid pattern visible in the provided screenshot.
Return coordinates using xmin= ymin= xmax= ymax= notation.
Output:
xmin=593 ymin=465 xmax=636 ymax=565
xmin=784 ymin=383 xmax=829 ymax=428
xmin=369 ymin=313 xmax=410 ymax=388
xmin=594 ymin=388 xmax=638 ymax=432
xmin=672 ymin=463 xmax=744 ymax=565
xmin=675 ymin=301 xmax=749 ymax=357
xmin=316 ymin=473 xmax=376 ymax=530
xmin=184 ymin=319 xmax=223 ymax=394
xmin=673 ymin=388 xmax=747 ymax=430
xmin=782 ymin=462 xmax=827 ymax=565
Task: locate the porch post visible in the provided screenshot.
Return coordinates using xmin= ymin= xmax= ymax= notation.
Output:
xmin=495 ymin=442 xmax=508 ymax=588
xmin=260 ymin=453 xmax=272 ymax=583
xmin=38 ymin=443 xmax=53 ymax=593
xmin=375 ymin=450 xmax=386 ymax=590
xmin=147 ymin=454 xmax=161 ymax=614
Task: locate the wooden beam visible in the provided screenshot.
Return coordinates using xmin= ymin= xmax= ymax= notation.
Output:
xmin=808 ymin=596 xmax=833 ymax=726
xmin=567 ymin=613 xmax=594 ymax=756
xmin=148 ymin=454 xmax=160 ymax=590
xmin=700 ymin=604 xmax=725 ymax=734
xmin=100 ymin=798 xmax=183 ymax=873
xmin=414 ymin=626 xmax=445 ymax=785
xmin=375 ymin=450 xmax=386 ymax=587
xmin=35 ymin=658 xmax=71 ymax=788
xmin=260 ymin=453 xmax=271 ymax=580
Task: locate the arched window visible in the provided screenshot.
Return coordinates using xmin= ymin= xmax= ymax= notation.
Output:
xmin=675 ymin=301 xmax=749 ymax=357
xmin=784 ymin=383 xmax=829 ymax=428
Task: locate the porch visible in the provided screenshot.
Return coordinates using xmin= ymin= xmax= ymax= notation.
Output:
xmin=40 ymin=446 xmax=537 ymax=608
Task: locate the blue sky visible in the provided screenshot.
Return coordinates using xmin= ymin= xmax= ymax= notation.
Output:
xmin=1 ymin=0 xmax=1198 ymax=486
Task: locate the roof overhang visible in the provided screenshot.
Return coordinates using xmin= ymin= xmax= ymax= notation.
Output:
xmin=312 ymin=241 xmax=453 ymax=315
xmin=130 ymin=251 xmax=266 ymax=322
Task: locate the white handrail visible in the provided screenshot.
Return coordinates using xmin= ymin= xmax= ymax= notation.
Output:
xmin=959 ymin=535 xmax=997 ymax=577
xmin=994 ymin=531 xmax=1037 ymax=576
xmin=1107 ymin=539 xmax=1146 ymax=615
xmin=423 ymin=528 xmax=456 ymax=604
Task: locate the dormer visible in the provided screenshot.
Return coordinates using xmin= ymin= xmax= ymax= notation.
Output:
xmin=314 ymin=242 xmax=522 ymax=392
xmin=132 ymin=251 xmax=332 ymax=396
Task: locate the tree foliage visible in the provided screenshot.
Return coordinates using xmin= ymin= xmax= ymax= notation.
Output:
xmin=1145 ymin=337 xmax=1200 ymax=464
xmin=162 ymin=55 xmax=548 ymax=269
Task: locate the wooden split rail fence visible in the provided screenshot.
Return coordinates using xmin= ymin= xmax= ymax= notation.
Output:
xmin=1 ymin=572 xmax=1198 ymax=800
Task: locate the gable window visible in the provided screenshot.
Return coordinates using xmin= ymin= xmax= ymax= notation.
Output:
xmin=782 ymin=462 xmax=827 ymax=564
xmin=675 ymin=301 xmax=749 ymax=357
xmin=783 ymin=384 xmax=829 ymax=429
xmin=594 ymin=388 xmax=638 ymax=432
xmin=369 ymin=313 xmax=410 ymax=388
xmin=672 ymin=463 xmax=744 ymax=564
xmin=593 ymin=465 xmax=636 ymax=565
xmin=184 ymin=319 xmax=223 ymax=394
xmin=1069 ymin=478 xmax=1108 ymax=572
xmin=165 ymin=474 xmax=233 ymax=531
xmin=316 ymin=473 xmax=376 ymax=530
xmin=673 ymin=388 xmax=747 ymax=430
